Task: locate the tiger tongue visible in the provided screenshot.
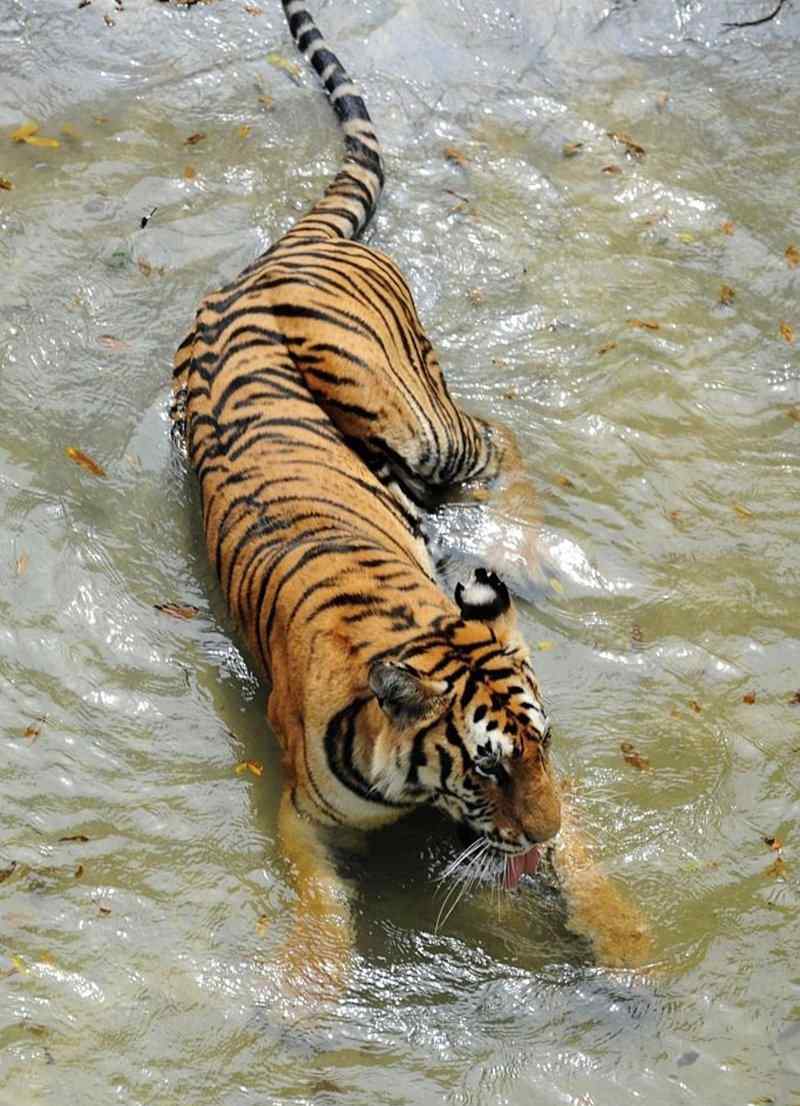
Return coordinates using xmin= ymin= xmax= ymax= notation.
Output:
xmin=503 ymin=845 xmax=542 ymax=891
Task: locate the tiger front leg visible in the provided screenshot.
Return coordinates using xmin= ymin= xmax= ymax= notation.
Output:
xmin=275 ymin=787 xmax=355 ymax=1001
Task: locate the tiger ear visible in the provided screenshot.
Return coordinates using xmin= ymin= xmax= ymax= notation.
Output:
xmin=368 ymin=660 xmax=449 ymax=726
xmin=455 ymin=567 xmax=521 ymax=646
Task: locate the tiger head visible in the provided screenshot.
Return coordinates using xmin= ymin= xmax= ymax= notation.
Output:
xmin=368 ymin=569 xmax=561 ymax=881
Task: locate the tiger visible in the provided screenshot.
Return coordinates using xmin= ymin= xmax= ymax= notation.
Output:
xmin=172 ymin=0 xmax=562 ymax=986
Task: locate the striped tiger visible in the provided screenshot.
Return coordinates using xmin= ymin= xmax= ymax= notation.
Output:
xmin=172 ymin=0 xmax=561 ymax=982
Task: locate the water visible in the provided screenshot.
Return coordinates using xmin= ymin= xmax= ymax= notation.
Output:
xmin=2 ymin=1 xmax=799 ymax=1103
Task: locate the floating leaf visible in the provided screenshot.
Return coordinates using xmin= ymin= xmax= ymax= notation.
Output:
xmin=763 ymin=836 xmax=783 ymax=851
xmin=467 ymin=287 xmax=485 ymax=306
xmin=601 ymin=164 xmax=622 ymax=175
xmin=0 ymin=177 xmax=13 ymax=190
xmin=96 ymin=900 xmax=112 ymax=916
xmin=10 ymin=121 xmax=39 ymax=142
xmin=0 ymin=862 xmax=18 ymax=884
xmin=656 ymin=92 xmax=670 ymax=111
xmin=74 ymin=864 xmax=84 ymax=879
xmin=607 ymin=131 xmax=645 ymax=158
xmin=689 ymin=700 xmax=702 ymax=714
xmin=244 ymin=3 xmax=263 ymax=12
xmin=237 ymin=124 xmax=252 ymax=140
xmin=627 ymin=319 xmax=660 ymax=331
xmin=235 ymin=760 xmax=264 ymax=778
xmin=255 ymin=913 xmax=269 ymax=935
xmin=23 ymin=716 xmax=45 ymax=740
xmin=154 ymin=602 xmax=199 ymax=620
xmin=676 ymin=232 xmax=695 ymax=244
xmin=562 ymin=141 xmax=583 ymax=158
xmin=536 ymin=640 xmax=554 ymax=651
xmin=103 ymin=13 xmax=114 ymax=25
xmin=733 ymin=502 xmax=753 ymax=519
xmin=785 ymin=244 xmax=800 ymax=269
xmin=98 ymin=334 xmax=128 ymax=350
xmin=620 ymin=741 xmax=650 ymax=770
xmin=631 ymin=623 xmax=644 ymax=646
xmin=721 ymin=220 xmax=735 ymax=235
xmin=15 ymin=551 xmax=29 ymax=576
xmin=556 ymin=475 xmax=575 ymax=489
xmin=266 ymin=52 xmax=302 ymax=83
xmin=444 ymin=146 xmax=468 ymax=167
xmin=184 ymin=132 xmax=207 ymax=146
xmin=742 ymin=690 xmax=756 ymax=704
xmin=786 ymin=406 xmax=800 ymax=422
xmin=59 ymin=834 xmax=89 ymax=843
xmin=183 ymin=165 xmax=197 ymax=180
xmin=27 ymin=134 xmax=60 ymax=148
xmin=779 ymin=321 xmax=795 ymax=344
xmin=66 ymin=447 xmax=106 ymax=477
xmin=719 ymin=285 xmax=735 ymax=305
xmin=549 ymin=577 xmax=564 ymax=594
xmin=789 ymin=691 xmax=800 ymax=706
xmin=257 ymin=94 xmax=274 ymax=111
xmin=597 ymin=341 xmax=617 ymax=356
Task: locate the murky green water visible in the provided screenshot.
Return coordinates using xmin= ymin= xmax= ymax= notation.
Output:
xmin=2 ymin=1 xmax=799 ymax=1103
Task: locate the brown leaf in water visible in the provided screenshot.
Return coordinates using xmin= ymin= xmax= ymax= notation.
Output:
xmin=689 ymin=700 xmax=702 ymax=714
xmin=0 ymin=177 xmax=13 ymax=190
xmin=742 ymin=690 xmax=756 ymax=704
xmin=787 ymin=406 xmax=800 ymax=422
xmin=556 ymin=475 xmax=575 ymax=489
xmin=719 ymin=284 xmax=735 ymax=305
xmin=237 ymin=124 xmax=252 ymax=140
xmin=74 ymin=864 xmax=84 ymax=879
xmin=627 ymin=318 xmax=660 ymax=331
xmin=104 ymin=13 xmax=114 ymax=25
xmin=66 ymin=447 xmax=106 ymax=477
xmin=601 ymin=164 xmax=622 ymax=175
xmin=608 ymin=131 xmax=645 ymax=158
xmin=467 ymin=288 xmax=485 ymax=306
xmin=59 ymin=834 xmax=89 ymax=843
xmin=788 ymin=691 xmax=800 ymax=705
xmin=243 ymin=3 xmax=263 ymax=12
xmin=763 ymin=836 xmax=783 ymax=851
xmin=631 ymin=623 xmax=644 ymax=646
xmin=779 ymin=321 xmax=795 ymax=344
xmin=444 ymin=146 xmax=468 ymax=167
xmin=656 ymin=92 xmax=670 ymax=111
xmin=597 ymin=341 xmax=617 ymax=355
xmin=785 ymin=244 xmax=800 ymax=269
xmin=257 ymin=95 xmax=274 ymax=111
xmin=10 ymin=121 xmax=39 ymax=142
xmin=562 ymin=141 xmax=583 ymax=158
xmin=266 ymin=52 xmax=302 ymax=83
xmin=183 ymin=165 xmax=197 ymax=180
xmin=721 ymin=220 xmax=735 ymax=235
xmin=15 ymin=551 xmax=29 ymax=576
xmin=98 ymin=334 xmax=128 ymax=350
xmin=255 ymin=913 xmax=269 ymax=935
xmin=234 ymin=760 xmax=264 ymax=777
xmin=733 ymin=502 xmax=753 ymax=519
xmin=154 ymin=602 xmax=199 ymax=620
xmin=620 ymin=741 xmax=650 ymax=770
xmin=23 ymin=716 xmax=45 ymax=740
xmin=0 ymin=861 xmax=18 ymax=884
xmin=96 ymin=900 xmax=112 ymax=916
xmin=184 ymin=132 xmax=207 ymax=146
